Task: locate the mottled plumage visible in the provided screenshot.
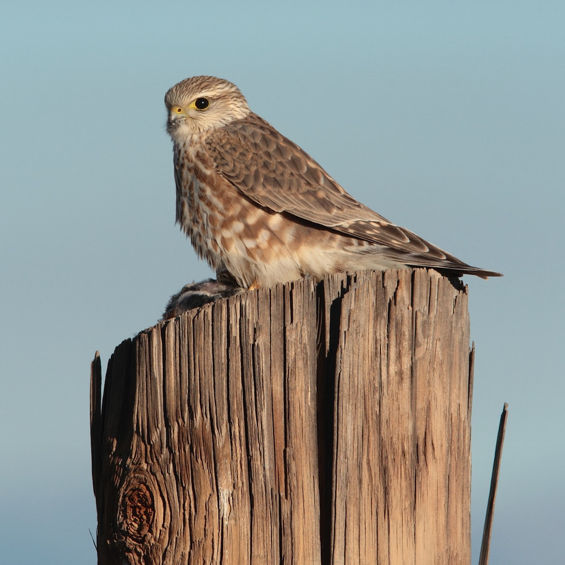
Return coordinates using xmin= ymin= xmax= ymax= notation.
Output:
xmin=163 ymin=277 xmax=240 ymax=319
xmin=165 ymin=75 xmax=501 ymax=288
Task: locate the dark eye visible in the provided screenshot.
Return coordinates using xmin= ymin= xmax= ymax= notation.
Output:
xmin=195 ymin=97 xmax=209 ymax=110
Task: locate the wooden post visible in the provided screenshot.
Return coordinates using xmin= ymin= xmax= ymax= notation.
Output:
xmin=91 ymin=269 xmax=473 ymax=564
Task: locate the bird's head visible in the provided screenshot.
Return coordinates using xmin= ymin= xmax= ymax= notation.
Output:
xmin=165 ymin=76 xmax=250 ymax=142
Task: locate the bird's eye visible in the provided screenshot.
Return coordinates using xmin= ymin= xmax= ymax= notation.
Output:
xmin=194 ymin=97 xmax=209 ymax=110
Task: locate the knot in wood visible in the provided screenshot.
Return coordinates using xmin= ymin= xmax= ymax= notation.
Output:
xmin=120 ymin=482 xmax=154 ymax=541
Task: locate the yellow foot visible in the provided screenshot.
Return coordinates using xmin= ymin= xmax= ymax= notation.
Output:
xmin=248 ymin=280 xmax=261 ymax=290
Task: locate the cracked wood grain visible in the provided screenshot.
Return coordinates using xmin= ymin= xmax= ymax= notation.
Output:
xmin=91 ymin=269 xmax=472 ymax=564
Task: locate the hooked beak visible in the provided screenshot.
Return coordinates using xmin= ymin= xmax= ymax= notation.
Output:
xmin=167 ymin=106 xmax=187 ymax=133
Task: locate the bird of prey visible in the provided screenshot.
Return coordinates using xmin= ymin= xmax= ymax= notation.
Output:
xmin=165 ymin=75 xmax=501 ymax=289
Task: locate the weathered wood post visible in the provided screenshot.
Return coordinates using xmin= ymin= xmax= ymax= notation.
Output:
xmin=91 ymin=269 xmax=473 ymax=564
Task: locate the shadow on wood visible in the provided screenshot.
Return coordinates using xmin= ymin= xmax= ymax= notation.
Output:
xmin=91 ymin=269 xmax=473 ymax=564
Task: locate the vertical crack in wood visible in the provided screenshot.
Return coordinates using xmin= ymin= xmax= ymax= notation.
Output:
xmin=468 ymin=344 xmax=475 ymax=417
xmin=411 ymin=270 xmax=419 ymax=559
xmin=236 ymin=297 xmax=254 ymax=563
xmin=91 ymin=270 xmax=472 ymax=564
xmin=315 ymin=278 xmax=339 ymax=564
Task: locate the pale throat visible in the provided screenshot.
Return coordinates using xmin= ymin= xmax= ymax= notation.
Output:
xmin=169 ymin=120 xmax=200 ymax=145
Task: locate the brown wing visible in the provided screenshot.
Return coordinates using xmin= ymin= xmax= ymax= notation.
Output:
xmin=205 ymin=113 xmax=501 ymax=276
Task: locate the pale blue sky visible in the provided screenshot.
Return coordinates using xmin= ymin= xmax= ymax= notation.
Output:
xmin=1 ymin=1 xmax=563 ymax=563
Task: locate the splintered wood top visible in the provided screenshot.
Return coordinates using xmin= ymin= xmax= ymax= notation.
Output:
xmin=91 ymin=269 xmax=472 ymax=565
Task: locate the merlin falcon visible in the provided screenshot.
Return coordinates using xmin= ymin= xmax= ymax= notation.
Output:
xmin=165 ymin=75 xmax=501 ymax=289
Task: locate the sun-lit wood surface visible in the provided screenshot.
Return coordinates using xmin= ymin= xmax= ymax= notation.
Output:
xmin=91 ymin=269 xmax=473 ymax=564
